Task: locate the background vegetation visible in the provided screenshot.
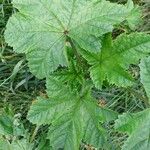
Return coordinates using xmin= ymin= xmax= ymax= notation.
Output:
xmin=0 ymin=0 xmax=149 ymax=149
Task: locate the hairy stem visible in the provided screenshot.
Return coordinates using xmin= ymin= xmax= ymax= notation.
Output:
xmin=67 ymin=36 xmax=82 ymax=65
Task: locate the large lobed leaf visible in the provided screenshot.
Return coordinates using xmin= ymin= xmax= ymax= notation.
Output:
xmin=5 ymin=0 xmax=134 ymax=78
xmin=28 ymin=77 xmax=117 ymax=149
xmin=79 ymin=33 xmax=150 ymax=89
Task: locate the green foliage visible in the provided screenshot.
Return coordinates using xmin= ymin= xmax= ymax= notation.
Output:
xmin=28 ymin=77 xmax=118 ymax=149
xmin=126 ymin=0 xmax=142 ymax=29
xmin=3 ymin=0 xmax=150 ymax=149
xmin=79 ymin=33 xmax=150 ymax=89
xmin=5 ymin=0 xmax=135 ymax=79
xmin=0 ymin=106 xmax=14 ymax=136
xmin=115 ymin=109 xmax=150 ymax=150
xmin=114 ymin=56 xmax=150 ymax=150
xmin=140 ymin=56 xmax=150 ymax=102
xmin=0 ymin=105 xmax=34 ymax=150
xmin=0 ymin=139 xmax=34 ymax=150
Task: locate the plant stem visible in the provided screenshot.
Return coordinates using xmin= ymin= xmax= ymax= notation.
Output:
xmin=30 ymin=126 xmax=39 ymax=143
xmin=67 ymin=36 xmax=82 ymax=65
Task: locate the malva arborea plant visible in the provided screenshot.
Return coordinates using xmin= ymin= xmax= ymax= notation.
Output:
xmin=4 ymin=0 xmax=150 ymax=149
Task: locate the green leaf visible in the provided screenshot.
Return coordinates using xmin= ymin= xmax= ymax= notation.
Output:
xmin=0 ymin=138 xmax=33 ymax=150
xmin=79 ymin=33 xmax=150 ymax=89
xmin=10 ymin=139 xmax=33 ymax=150
xmin=115 ymin=109 xmax=150 ymax=150
xmin=47 ymin=104 xmax=83 ymax=150
xmin=46 ymin=76 xmax=77 ymax=100
xmin=47 ymin=60 xmax=84 ymax=90
xmin=81 ymin=98 xmax=107 ymax=148
xmin=0 ymin=139 xmax=10 ymax=150
xmin=0 ymin=114 xmax=13 ymax=136
xmin=27 ymin=96 xmax=75 ymax=125
xmin=27 ymin=77 xmax=79 ymax=125
xmin=0 ymin=105 xmax=26 ymax=138
xmin=140 ymin=56 xmax=150 ymax=102
xmin=28 ymin=78 xmax=117 ymax=149
xmin=0 ymin=106 xmax=14 ymax=136
xmin=83 ymin=119 xmax=107 ymax=148
xmin=47 ymin=95 xmax=117 ymax=149
xmin=5 ymin=0 xmax=133 ymax=78
xmin=35 ymin=135 xmax=51 ymax=150
xmin=126 ymin=0 xmax=142 ymax=30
